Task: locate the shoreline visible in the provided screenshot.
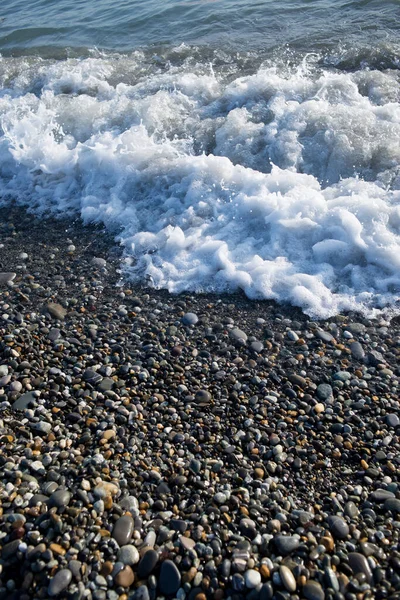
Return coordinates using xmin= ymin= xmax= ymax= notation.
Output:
xmin=1 ymin=205 xmax=400 ymax=600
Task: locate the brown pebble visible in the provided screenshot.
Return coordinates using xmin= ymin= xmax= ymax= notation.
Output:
xmin=101 ymin=561 xmax=114 ymax=577
xmin=260 ymin=565 xmax=270 ymax=579
xmin=50 ymin=543 xmax=66 ymax=556
xmin=115 ymin=565 xmax=135 ymax=587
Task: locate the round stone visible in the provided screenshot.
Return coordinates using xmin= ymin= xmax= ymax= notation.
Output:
xmin=244 ymin=569 xmax=261 ymax=589
xmin=316 ymin=384 xmax=332 ymax=400
xmin=303 ymin=580 xmax=325 ymax=600
xmin=118 ymin=544 xmax=140 ymax=565
xmin=48 ymin=490 xmax=71 ymax=509
xmin=386 ymin=413 xmax=400 ymax=428
xmin=112 ymin=515 xmax=134 ymax=546
xmin=48 ymin=569 xmax=72 ymax=597
xmin=182 ymin=312 xmax=198 ymax=326
xmin=274 ymin=535 xmax=300 ymax=555
xmin=159 ymin=560 xmax=181 ymax=595
xmin=194 ymin=390 xmax=211 ymax=405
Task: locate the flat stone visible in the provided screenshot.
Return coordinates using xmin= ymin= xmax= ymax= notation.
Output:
xmin=118 ymin=545 xmax=140 ymax=565
xmin=97 ymin=378 xmax=114 ymax=391
xmin=92 ymin=257 xmax=107 ymax=268
xmin=0 ymin=272 xmax=16 ymax=286
xmin=327 ymin=515 xmax=349 ymax=539
xmin=182 ymin=312 xmax=198 ymax=326
xmin=303 ymin=580 xmax=325 ymax=600
xmin=159 ymin=559 xmax=181 ymax=595
xmin=0 ymin=365 xmax=8 ymax=377
xmin=31 ymin=421 xmax=52 ymax=434
xmin=112 ymin=515 xmax=134 ymax=546
xmin=47 ymin=303 xmax=67 ymax=320
xmin=288 ymin=374 xmax=306 ymax=388
xmin=12 ymin=391 xmax=37 ymax=411
xmin=180 ymin=536 xmax=196 ymax=551
xmin=274 ymin=535 xmax=300 ymax=555
xmin=48 ymin=569 xmax=72 ymax=597
xmin=344 ymin=501 xmax=359 ymax=518
xmin=316 ymin=330 xmax=334 ymax=343
xmin=48 ymin=490 xmax=71 ymax=508
xmin=316 ymin=384 xmax=333 ymax=400
xmin=48 ymin=328 xmax=61 ymax=341
xmin=230 ymin=328 xmax=248 ymax=342
xmin=386 ymin=413 xmax=400 ymax=428
xmin=279 ymin=566 xmax=296 ymax=592
xmin=370 ymin=489 xmax=395 ymax=502
xmin=250 ymin=341 xmax=264 ymax=353
xmin=348 ymin=552 xmax=372 ymax=582
xmin=137 ymin=549 xmax=158 ymax=578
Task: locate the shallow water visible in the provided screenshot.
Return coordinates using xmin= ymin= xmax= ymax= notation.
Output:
xmin=0 ymin=1 xmax=400 ymax=317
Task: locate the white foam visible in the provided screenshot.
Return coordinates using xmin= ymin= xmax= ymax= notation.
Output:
xmin=1 ymin=53 xmax=400 ymax=317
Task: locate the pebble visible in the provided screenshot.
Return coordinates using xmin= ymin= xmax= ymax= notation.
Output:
xmin=303 ymin=580 xmax=325 ymax=600
xmin=48 ymin=490 xmax=71 ymax=508
xmin=0 ymin=272 xmax=16 ymax=285
xmin=137 ymin=549 xmax=158 ymax=578
xmin=279 ymin=566 xmax=296 ymax=592
xmin=114 ymin=565 xmax=135 ymax=587
xmin=348 ymin=552 xmax=373 ymax=582
xmin=159 ymin=560 xmax=181 ymax=595
xmin=118 ymin=545 xmax=140 ymax=565
xmin=47 ymin=302 xmax=67 ymax=320
xmin=350 ymin=341 xmax=365 ymax=359
xmin=274 ymin=535 xmax=300 ymax=555
xmin=327 ymin=515 xmax=349 ymax=539
xmin=48 ymin=569 xmax=72 ymax=597
xmin=112 ymin=515 xmax=134 ymax=546
xmin=182 ymin=312 xmax=199 ymax=326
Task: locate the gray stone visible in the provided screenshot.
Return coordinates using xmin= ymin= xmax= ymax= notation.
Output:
xmin=0 ymin=365 xmax=8 ymax=377
xmin=31 ymin=421 xmax=52 ymax=434
xmin=118 ymin=545 xmax=140 ymax=565
xmin=230 ymin=328 xmax=248 ymax=342
xmin=316 ymin=384 xmax=333 ymax=400
xmin=344 ymin=501 xmax=359 ymax=518
xmin=194 ymin=389 xmax=211 ymax=405
xmin=112 ymin=515 xmax=134 ymax=546
xmin=48 ymin=490 xmax=72 ymax=508
xmin=97 ymin=377 xmax=114 ymax=392
xmin=316 ymin=330 xmax=334 ymax=343
xmin=327 ymin=515 xmax=349 ymax=539
xmin=250 ymin=341 xmax=264 ymax=353
xmin=386 ymin=413 xmax=400 ymax=428
xmin=47 ymin=302 xmax=67 ymax=320
xmin=303 ymin=580 xmax=325 ymax=600
xmin=384 ymin=497 xmax=400 ymax=512
xmin=92 ymin=257 xmax=107 ymax=268
xmin=12 ymin=392 xmax=37 ymax=411
xmin=244 ymin=569 xmax=261 ymax=589
xmin=274 ymin=535 xmax=300 ymax=555
xmin=370 ymin=489 xmax=395 ymax=502
xmin=181 ymin=312 xmax=198 ymax=326
xmin=48 ymin=569 xmax=72 ymax=597
xmin=348 ymin=552 xmax=372 ymax=582
xmin=0 ymin=272 xmax=16 ymax=286
xmin=48 ymin=328 xmax=61 ymax=341
xmin=159 ymin=559 xmax=181 ymax=595
xmin=1 ymin=540 xmax=20 ymax=559
xmin=350 ymin=341 xmax=365 ymax=359
xmin=132 ymin=586 xmax=150 ymax=600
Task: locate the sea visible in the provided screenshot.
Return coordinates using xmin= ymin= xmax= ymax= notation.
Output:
xmin=1 ymin=0 xmax=400 ymax=318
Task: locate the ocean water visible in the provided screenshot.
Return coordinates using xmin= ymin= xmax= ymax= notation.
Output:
xmin=1 ymin=1 xmax=400 ymax=317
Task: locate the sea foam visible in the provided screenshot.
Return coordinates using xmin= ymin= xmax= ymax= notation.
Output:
xmin=0 ymin=51 xmax=400 ymax=317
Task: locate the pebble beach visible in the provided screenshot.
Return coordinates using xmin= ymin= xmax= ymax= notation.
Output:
xmin=0 ymin=206 xmax=399 ymax=600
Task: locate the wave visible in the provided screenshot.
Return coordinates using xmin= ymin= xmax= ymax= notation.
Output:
xmin=0 ymin=47 xmax=400 ymax=317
